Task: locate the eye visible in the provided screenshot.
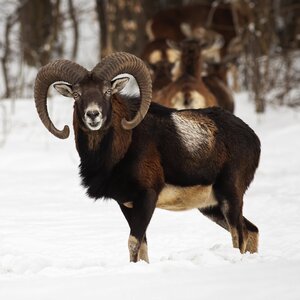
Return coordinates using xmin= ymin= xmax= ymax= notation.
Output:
xmin=73 ymin=92 xmax=80 ymax=100
xmin=105 ymin=89 xmax=112 ymax=97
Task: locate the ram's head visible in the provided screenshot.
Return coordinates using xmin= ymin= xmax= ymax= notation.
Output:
xmin=34 ymin=52 xmax=152 ymax=139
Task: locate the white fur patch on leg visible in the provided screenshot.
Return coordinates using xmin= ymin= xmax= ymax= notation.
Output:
xmin=128 ymin=235 xmax=140 ymax=262
xmin=138 ymin=241 xmax=149 ymax=263
xmin=246 ymin=231 xmax=259 ymax=253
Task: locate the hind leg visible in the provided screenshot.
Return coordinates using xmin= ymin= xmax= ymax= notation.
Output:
xmin=138 ymin=235 xmax=149 ymax=262
xmin=220 ymin=197 xmax=248 ymax=253
xmin=199 ymin=206 xmax=229 ymax=231
xmin=212 ymin=175 xmax=249 ymax=253
xmin=199 ymin=203 xmax=245 ymax=252
xmin=200 ymin=205 xmax=259 ymax=253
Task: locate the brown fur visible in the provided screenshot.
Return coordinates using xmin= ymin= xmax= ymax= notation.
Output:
xmin=73 ymin=108 xmax=106 ymax=152
xmin=154 ymin=75 xmax=217 ymax=109
xmin=88 ymin=133 xmax=103 ymax=151
xmin=203 ymin=75 xmax=234 ymax=113
xmin=141 ymin=39 xmax=174 ymax=94
xmin=135 ymin=142 xmax=164 ymax=191
xmin=141 ymin=39 xmax=170 ymax=63
xmin=110 ymin=97 xmax=132 ymax=162
xmin=153 ymin=39 xmax=220 ymax=109
xmin=73 ymin=109 xmax=80 ymax=153
xmin=229 ymin=227 xmax=241 ymax=250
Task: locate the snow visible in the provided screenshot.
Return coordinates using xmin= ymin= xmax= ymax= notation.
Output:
xmin=0 ymin=93 xmax=300 ymax=299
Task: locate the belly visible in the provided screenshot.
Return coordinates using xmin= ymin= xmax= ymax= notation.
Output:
xmin=156 ymin=184 xmax=217 ymax=211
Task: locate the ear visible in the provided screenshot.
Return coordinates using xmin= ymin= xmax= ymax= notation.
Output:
xmin=203 ymin=34 xmax=224 ymax=50
xmin=180 ymin=23 xmax=192 ymax=38
xmin=166 ymin=39 xmax=180 ymax=51
xmin=53 ymin=82 xmax=73 ymax=97
xmin=111 ymin=77 xmax=129 ymax=94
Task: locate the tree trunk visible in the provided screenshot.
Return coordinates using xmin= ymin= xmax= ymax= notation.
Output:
xmin=68 ymin=0 xmax=79 ymax=60
xmin=96 ymin=0 xmax=112 ymax=58
xmin=19 ymin=0 xmax=62 ymax=66
xmin=1 ymin=14 xmax=17 ymax=98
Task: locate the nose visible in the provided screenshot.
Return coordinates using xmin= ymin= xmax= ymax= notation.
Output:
xmin=86 ymin=110 xmax=100 ymax=121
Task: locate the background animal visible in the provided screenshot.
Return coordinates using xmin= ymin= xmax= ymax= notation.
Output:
xmin=146 ymin=3 xmax=239 ymax=58
xmin=153 ymin=37 xmax=220 ymax=109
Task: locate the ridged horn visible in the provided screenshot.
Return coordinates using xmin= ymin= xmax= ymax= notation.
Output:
xmin=34 ymin=60 xmax=88 ymax=139
xmin=92 ymin=52 xmax=152 ymax=130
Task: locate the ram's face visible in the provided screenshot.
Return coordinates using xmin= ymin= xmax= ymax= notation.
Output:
xmin=54 ymin=77 xmax=129 ymax=131
xmin=74 ymin=80 xmax=111 ymax=131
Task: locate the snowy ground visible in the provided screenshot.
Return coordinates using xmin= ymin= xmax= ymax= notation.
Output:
xmin=0 ymin=94 xmax=300 ymax=299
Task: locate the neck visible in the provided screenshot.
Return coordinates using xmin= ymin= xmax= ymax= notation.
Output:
xmin=180 ymin=47 xmax=202 ymax=80
xmin=72 ymin=97 xmax=132 ymax=199
xmin=73 ymin=97 xmax=132 ymax=160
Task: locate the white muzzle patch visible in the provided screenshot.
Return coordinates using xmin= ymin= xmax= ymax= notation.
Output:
xmin=84 ymin=103 xmax=104 ymax=131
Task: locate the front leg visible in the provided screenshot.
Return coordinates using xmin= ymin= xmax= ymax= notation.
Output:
xmin=119 ymin=204 xmax=149 ymax=263
xmin=127 ymin=189 xmax=157 ymax=263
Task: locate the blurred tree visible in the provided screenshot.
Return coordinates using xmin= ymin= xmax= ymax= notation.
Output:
xmin=236 ymin=0 xmax=300 ymax=111
xmin=102 ymin=0 xmax=186 ymax=56
xmin=0 ymin=0 xmax=299 ymax=108
xmin=19 ymin=0 xmax=62 ymax=67
xmin=106 ymin=0 xmax=147 ymax=55
xmin=96 ymin=0 xmax=111 ymax=58
xmin=68 ymin=0 xmax=79 ymax=60
xmin=242 ymin=0 xmax=276 ymax=113
xmin=1 ymin=13 xmax=18 ymax=98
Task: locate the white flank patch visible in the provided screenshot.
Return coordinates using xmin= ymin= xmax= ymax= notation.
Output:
xmin=171 ymin=112 xmax=211 ymax=152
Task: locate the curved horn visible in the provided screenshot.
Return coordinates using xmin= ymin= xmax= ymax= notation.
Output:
xmin=92 ymin=52 xmax=152 ymax=130
xmin=34 ymin=60 xmax=88 ymax=139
